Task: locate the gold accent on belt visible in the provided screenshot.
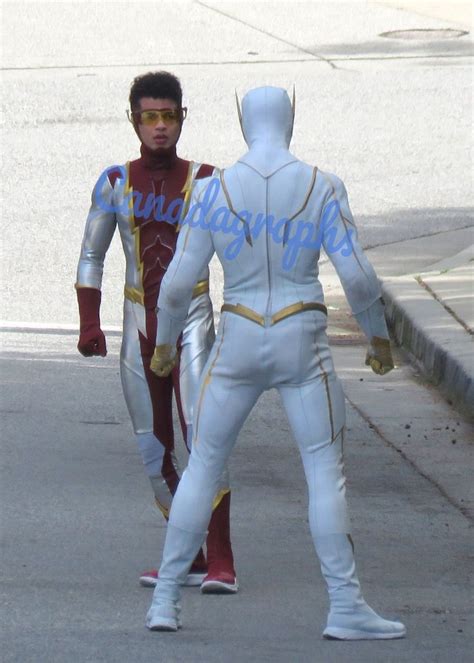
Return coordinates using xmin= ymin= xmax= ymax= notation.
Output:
xmin=271 ymin=301 xmax=327 ymax=324
xmin=124 ymin=281 xmax=208 ymax=305
xmin=124 ymin=285 xmax=145 ymax=305
xmin=192 ymin=279 xmax=209 ymax=299
xmin=221 ymin=301 xmax=327 ymax=326
xmin=221 ymin=303 xmax=265 ymax=325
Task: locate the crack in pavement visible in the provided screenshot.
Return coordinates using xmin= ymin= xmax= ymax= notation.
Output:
xmin=1 ymin=58 xmax=322 ymax=72
xmin=362 ymin=224 xmax=474 ymax=252
xmin=331 ymin=53 xmax=473 ymax=61
xmin=2 ymin=53 xmax=470 ymax=73
xmin=414 ymin=275 xmax=473 ymax=335
xmin=345 ymin=395 xmax=473 ymax=523
xmin=195 ymin=0 xmax=338 ymax=70
xmin=317 ymin=224 xmax=474 ymax=265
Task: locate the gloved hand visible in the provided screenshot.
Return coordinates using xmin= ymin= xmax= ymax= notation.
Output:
xmin=150 ymin=344 xmax=177 ymax=377
xmin=76 ymin=287 xmax=107 ymax=357
xmin=365 ymin=336 xmax=394 ymax=376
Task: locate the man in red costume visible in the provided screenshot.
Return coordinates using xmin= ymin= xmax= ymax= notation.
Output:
xmin=75 ymin=71 xmax=237 ymax=593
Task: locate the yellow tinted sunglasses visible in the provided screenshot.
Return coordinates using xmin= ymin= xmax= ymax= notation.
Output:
xmin=127 ymin=108 xmax=187 ymax=126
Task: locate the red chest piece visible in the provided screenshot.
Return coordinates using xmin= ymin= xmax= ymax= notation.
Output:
xmin=128 ymin=155 xmax=190 ymax=309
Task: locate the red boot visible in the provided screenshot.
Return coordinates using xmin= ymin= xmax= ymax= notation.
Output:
xmin=140 ymin=548 xmax=207 ymax=588
xmin=201 ymin=491 xmax=238 ymax=594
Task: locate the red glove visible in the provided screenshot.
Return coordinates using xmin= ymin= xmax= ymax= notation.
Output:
xmin=76 ymin=287 xmax=107 ymax=357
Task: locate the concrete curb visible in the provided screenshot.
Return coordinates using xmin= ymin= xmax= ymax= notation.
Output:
xmin=382 ymin=274 xmax=474 ymax=416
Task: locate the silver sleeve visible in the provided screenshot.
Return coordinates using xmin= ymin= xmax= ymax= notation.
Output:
xmin=76 ymin=170 xmax=117 ymax=289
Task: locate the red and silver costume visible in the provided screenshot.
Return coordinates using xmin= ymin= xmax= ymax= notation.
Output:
xmin=76 ymin=143 xmax=235 ymax=589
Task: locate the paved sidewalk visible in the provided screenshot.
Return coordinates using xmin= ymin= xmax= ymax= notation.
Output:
xmin=382 ymin=245 xmax=474 ymax=415
xmin=375 ymin=0 xmax=473 ymax=418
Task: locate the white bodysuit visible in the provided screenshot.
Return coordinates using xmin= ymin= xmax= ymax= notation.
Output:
xmin=153 ymin=87 xmax=388 ymax=540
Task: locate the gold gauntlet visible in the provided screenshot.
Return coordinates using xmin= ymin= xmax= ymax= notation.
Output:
xmin=365 ymin=336 xmax=394 ymax=376
xmin=150 ymin=344 xmax=177 ymax=378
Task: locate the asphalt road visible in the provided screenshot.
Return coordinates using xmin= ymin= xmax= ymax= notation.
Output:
xmin=1 ymin=332 xmax=472 ymax=662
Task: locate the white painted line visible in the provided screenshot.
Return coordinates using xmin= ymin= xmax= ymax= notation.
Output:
xmin=0 ymin=321 xmax=122 ymax=335
xmin=0 ymin=355 xmax=119 ymax=364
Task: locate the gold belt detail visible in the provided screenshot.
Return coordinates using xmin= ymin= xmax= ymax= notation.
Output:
xmin=221 ymin=303 xmax=265 ymax=325
xmin=272 ymin=301 xmax=327 ymax=324
xmin=192 ymin=279 xmax=210 ymax=299
xmin=221 ymin=301 xmax=327 ymax=327
xmin=124 ymin=280 xmax=208 ymax=305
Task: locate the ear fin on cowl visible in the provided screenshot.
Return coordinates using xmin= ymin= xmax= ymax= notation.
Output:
xmin=235 ymin=89 xmax=245 ymax=141
xmin=289 ymin=84 xmax=296 ymax=140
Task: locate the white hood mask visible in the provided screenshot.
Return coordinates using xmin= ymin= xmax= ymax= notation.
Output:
xmin=238 ymin=86 xmax=298 ymax=178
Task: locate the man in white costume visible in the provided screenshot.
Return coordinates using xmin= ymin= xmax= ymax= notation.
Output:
xmin=145 ymin=86 xmax=406 ymax=640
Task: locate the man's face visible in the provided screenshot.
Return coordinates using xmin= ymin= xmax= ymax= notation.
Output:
xmin=134 ymin=97 xmax=182 ymax=150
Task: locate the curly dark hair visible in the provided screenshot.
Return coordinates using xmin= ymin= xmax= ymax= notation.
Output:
xmin=129 ymin=71 xmax=183 ymax=110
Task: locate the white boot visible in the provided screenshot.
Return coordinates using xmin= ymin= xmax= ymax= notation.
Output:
xmin=146 ymin=600 xmax=182 ymax=632
xmin=146 ymin=523 xmax=206 ymax=632
xmin=315 ymin=534 xmax=406 ymax=640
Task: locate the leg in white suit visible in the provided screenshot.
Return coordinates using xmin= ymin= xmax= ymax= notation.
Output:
xmin=147 ymin=314 xmax=405 ymax=638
